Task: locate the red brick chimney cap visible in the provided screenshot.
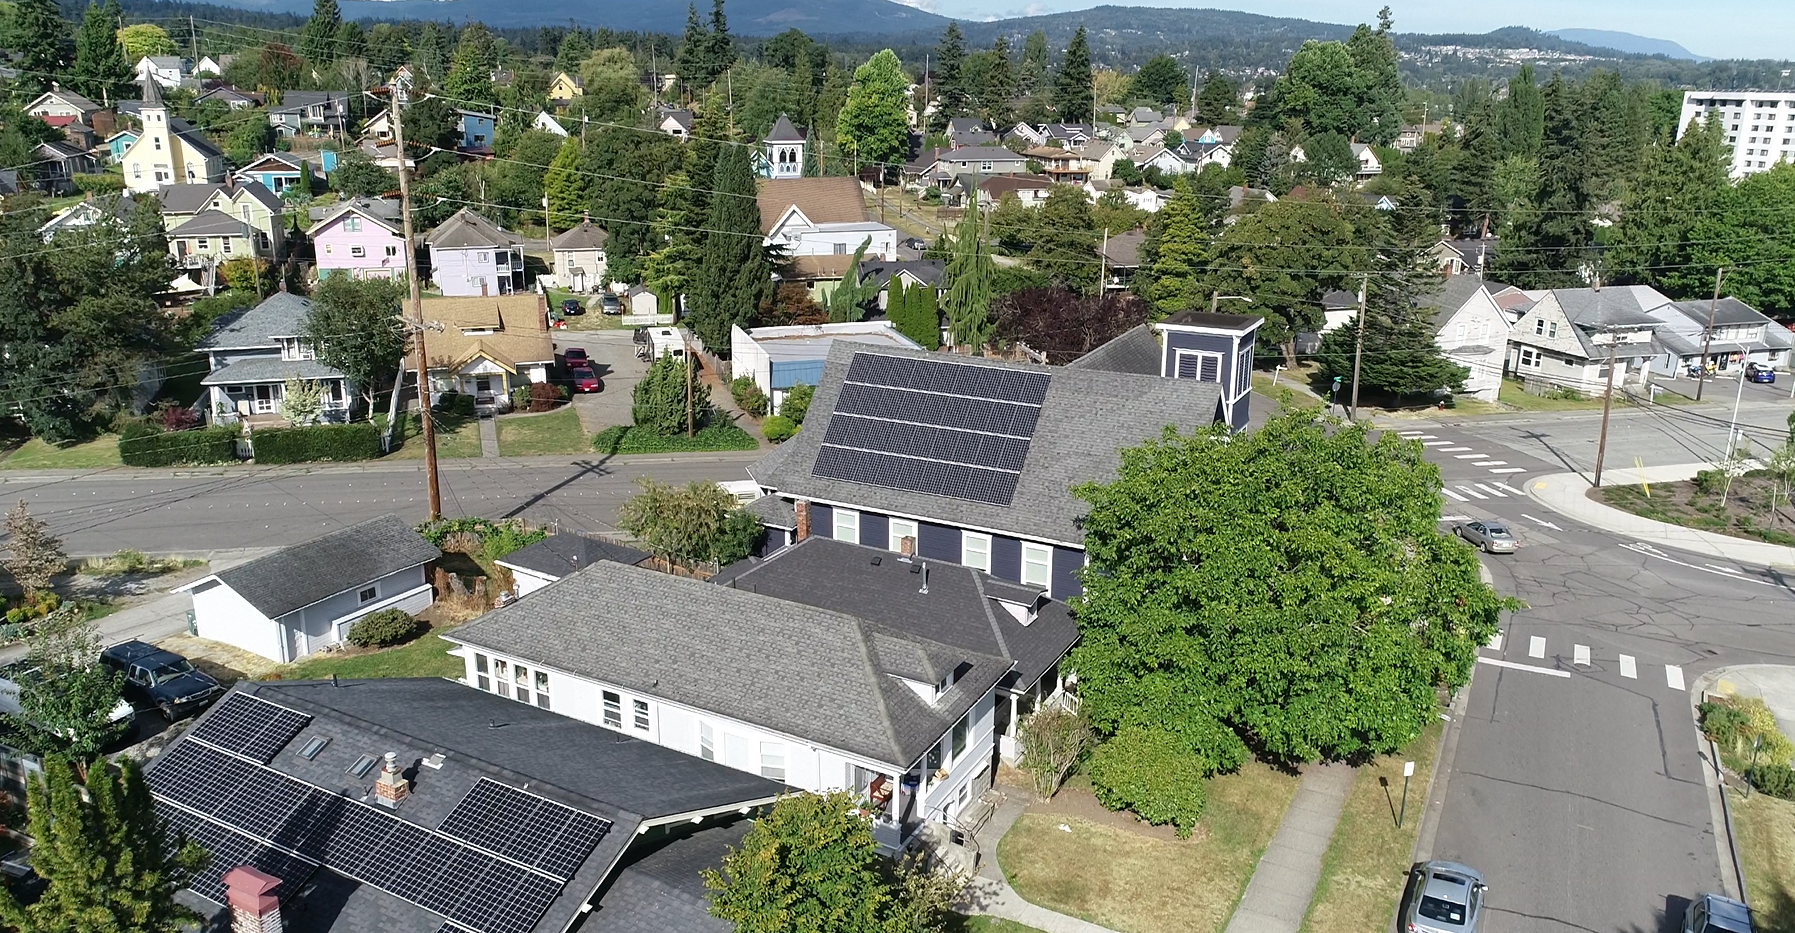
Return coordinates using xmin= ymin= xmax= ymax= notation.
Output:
xmin=223 ymin=865 xmax=281 ymax=913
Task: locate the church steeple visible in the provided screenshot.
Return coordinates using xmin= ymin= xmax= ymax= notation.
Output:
xmin=765 ymin=114 xmax=805 ymax=179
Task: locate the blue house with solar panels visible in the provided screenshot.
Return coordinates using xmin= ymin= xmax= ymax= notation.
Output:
xmin=149 ymin=679 xmax=783 ymax=933
xmin=745 ymin=337 xmax=1241 ymax=599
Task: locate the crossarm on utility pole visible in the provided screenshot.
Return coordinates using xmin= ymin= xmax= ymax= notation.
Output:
xmin=390 ymin=86 xmax=441 ymax=520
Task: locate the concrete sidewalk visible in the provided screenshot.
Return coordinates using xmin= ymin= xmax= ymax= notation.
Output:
xmin=955 ymin=790 xmax=1125 ymax=933
xmin=1525 ymin=463 xmax=1795 ymax=569
xmin=1222 ymin=762 xmax=1357 ymax=933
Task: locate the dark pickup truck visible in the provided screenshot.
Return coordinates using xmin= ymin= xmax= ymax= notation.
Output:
xmin=99 ymin=640 xmax=224 ymax=721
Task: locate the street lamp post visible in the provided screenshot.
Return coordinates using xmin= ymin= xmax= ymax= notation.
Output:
xmin=1729 ymin=363 xmax=1748 ymax=456
xmin=1210 ymin=291 xmax=1252 ymax=315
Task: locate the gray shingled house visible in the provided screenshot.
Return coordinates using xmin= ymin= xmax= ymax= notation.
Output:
xmin=174 ymin=515 xmax=438 ymax=662
xmin=444 ymin=538 xmax=1077 ymax=850
xmin=196 ymin=291 xmax=353 ymax=425
xmin=149 ymin=678 xmax=781 ymax=933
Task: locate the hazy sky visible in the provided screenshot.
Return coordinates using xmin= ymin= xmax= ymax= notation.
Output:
xmin=908 ymin=0 xmax=1792 ymax=61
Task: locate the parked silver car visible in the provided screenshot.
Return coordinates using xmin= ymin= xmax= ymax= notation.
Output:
xmin=1455 ymin=520 xmax=1518 ymax=554
xmin=1402 ymin=861 xmax=1486 ymax=933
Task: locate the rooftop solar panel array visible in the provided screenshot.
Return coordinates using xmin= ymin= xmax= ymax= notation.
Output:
xmin=812 ymin=353 xmax=1051 ymax=506
xmin=150 ymin=699 xmax=613 ymax=933
xmin=187 ymin=693 xmax=312 ymax=763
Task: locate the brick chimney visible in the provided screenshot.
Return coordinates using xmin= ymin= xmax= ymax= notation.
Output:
xmin=794 ymin=500 xmax=810 ymax=541
xmin=223 ymin=866 xmax=282 ymax=933
xmin=899 ymin=535 xmax=916 ymax=558
xmin=372 ymin=752 xmax=409 ymax=807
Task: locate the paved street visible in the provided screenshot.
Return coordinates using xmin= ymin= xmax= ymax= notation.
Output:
xmin=0 ymin=454 xmax=761 ymax=554
xmin=1396 ymin=409 xmax=1795 ymax=933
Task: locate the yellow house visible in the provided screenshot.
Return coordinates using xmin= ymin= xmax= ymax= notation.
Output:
xmin=547 ymin=71 xmax=584 ymax=105
xmin=120 ymin=77 xmax=224 ymax=194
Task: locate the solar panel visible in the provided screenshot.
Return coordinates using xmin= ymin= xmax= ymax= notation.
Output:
xmin=149 ymin=740 xmax=574 ymax=933
xmin=188 ymin=693 xmax=312 ymax=763
xmin=161 ymin=806 xmax=318 ymax=907
xmin=438 ymin=779 xmax=612 ymax=881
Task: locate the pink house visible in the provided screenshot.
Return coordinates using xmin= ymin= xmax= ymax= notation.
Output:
xmin=306 ymin=197 xmax=407 ymax=281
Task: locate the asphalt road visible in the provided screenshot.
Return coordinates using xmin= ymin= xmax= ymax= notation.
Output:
xmin=1404 ymin=419 xmax=1795 ymax=933
xmin=0 ymin=453 xmax=763 ymax=555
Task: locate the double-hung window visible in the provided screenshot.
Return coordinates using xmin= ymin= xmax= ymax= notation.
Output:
xmin=474 ymin=654 xmax=490 ymax=691
xmin=1021 ymin=542 xmax=1052 ymax=589
xmin=699 ymin=722 xmax=716 ymax=761
xmin=759 ymin=741 xmax=786 ymax=781
xmin=834 ymin=508 xmax=860 ymax=543
xmin=889 ymin=518 xmax=918 ymax=554
xmin=961 ymin=532 xmax=992 ymax=573
xmin=632 ymin=699 xmax=651 ymax=732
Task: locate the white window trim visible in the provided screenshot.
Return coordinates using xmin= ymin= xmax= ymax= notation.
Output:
xmin=1175 ymin=349 xmax=1223 ymax=384
xmin=961 ymin=532 xmax=992 ymax=573
xmin=834 ymin=508 xmax=860 ymax=543
xmin=1021 ymin=542 xmax=1052 ymax=588
xmin=888 ymin=518 xmax=919 ymax=553
xmin=759 ymin=740 xmax=786 ymax=781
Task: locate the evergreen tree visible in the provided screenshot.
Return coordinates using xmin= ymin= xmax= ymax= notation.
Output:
xmin=802 ymin=126 xmax=821 ymax=176
xmin=1344 ymin=15 xmax=1402 ymax=145
xmin=70 ymin=0 xmax=132 ymax=105
xmin=0 ymin=756 xmax=205 ymax=933
xmin=555 ymin=29 xmax=592 ymax=76
xmin=977 ymin=36 xmax=1016 ymax=127
xmin=643 ymin=168 xmax=703 ymax=313
xmin=1195 ymin=71 xmax=1239 ymax=126
xmin=1131 ymin=54 xmax=1186 ymax=108
xmin=942 ymin=204 xmax=996 ymax=349
xmin=1144 ymin=179 xmax=1210 ymax=317
xmin=687 ymin=143 xmax=769 ymax=352
xmin=1607 ymin=114 xmax=1734 ymax=298
xmin=823 ymin=238 xmax=876 ymax=323
xmin=674 ymin=4 xmax=709 ymax=93
xmin=1495 ymin=73 xmax=1594 ymax=288
xmin=705 ymin=0 xmax=735 ymax=87
xmin=1496 ymin=64 xmax=1545 ymax=159
xmin=835 ymin=49 xmax=910 ymax=175
xmin=300 ymin=0 xmax=342 ymax=66
xmin=442 ymin=24 xmax=497 ymax=108
xmin=334 ymin=20 xmax=364 ymax=62
xmin=13 ymin=0 xmax=71 ymax=95
xmin=1019 ymin=30 xmax=1047 ymax=97
xmin=931 ymin=22 xmax=967 ymax=130
xmin=631 ymin=354 xmax=699 ymax=435
xmin=1028 ymin=185 xmax=1099 ymax=291
xmin=1052 ymin=27 xmax=1093 ymax=123
xmin=542 ymin=137 xmax=586 ymax=230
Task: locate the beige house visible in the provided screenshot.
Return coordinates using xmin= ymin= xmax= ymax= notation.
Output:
xmin=166 ymin=211 xmax=256 ymax=276
xmin=414 ymin=294 xmax=555 ymax=407
xmin=120 ymin=78 xmax=224 ymax=193
xmin=550 ymin=218 xmax=608 ymax=293
xmin=160 ymin=179 xmax=286 ymax=261
xmin=547 ymin=71 xmax=584 ymax=106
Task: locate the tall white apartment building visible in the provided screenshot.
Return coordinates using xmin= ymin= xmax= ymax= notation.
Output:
xmin=1679 ymin=90 xmax=1795 ymax=178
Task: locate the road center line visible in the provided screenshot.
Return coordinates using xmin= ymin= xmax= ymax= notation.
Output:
xmin=1478 ymin=656 xmax=1572 ymax=678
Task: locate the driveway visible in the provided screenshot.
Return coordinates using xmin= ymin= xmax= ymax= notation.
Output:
xmin=554 ymin=331 xmax=645 ymax=435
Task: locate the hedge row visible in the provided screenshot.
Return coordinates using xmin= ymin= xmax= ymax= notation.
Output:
xmin=252 ymin=422 xmax=381 ymax=464
xmin=118 ymin=423 xmax=238 ymax=467
xmin=592 ymin=423 xmax=759 ymax=454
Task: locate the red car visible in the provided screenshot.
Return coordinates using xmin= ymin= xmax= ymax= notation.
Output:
xmin=569 ymin=365 xmax=602 ymax=393
xmin=562 ymin=347 xmax=590 ymax=369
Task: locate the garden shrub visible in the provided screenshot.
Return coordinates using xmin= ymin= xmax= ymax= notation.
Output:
xmin=118 ymin=422 xmax=238 ymax=467
xmin=729 ymin=376 xmax=769 ymax=417
xmin=345 ymin=608 xmax=423 ymax=648
xmin=1700 ymin=701 xmax=1751 ymax=747
xmin=415 ymin=517 xmax=546 ymax=556
xmin=3 ymin=592 xmax=61 ymax=628
xmin=761 ymin=414 xmax=797 ymax=443
xmin=72 ymin=173 xmax=125 ymax=195
xmin=1748 ymin=764 xmax=1795 ymax=800
xmin=251 ymin=423 xmax=379 ymax=464
xmin=435 ymin=390 xmax=477 ymax=417
xmin=592 ymin=422 xmax=759 ymax=454
xmin=528 ymin=381 xmax=562 ymax=412
xmin=781 ymin=384 xmax=814 ymax=424
xmin=1085 ymin=725 xmax=1212 ymax=836
xmin=510 ymin=386 xmax=531 ymax=410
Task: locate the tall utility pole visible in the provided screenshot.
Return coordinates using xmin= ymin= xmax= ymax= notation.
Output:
xmin=391 ymin=86 xmax=441 ymax=520
xmin=1695 ymin=266 xmax=1727 ymax=401
xmin=1349 ymin=273 xmax=1368 ymax=421
xmin=1592 ymin=328 xmax=1622 ymax=487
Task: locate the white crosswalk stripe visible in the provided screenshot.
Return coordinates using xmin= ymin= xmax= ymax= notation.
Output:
xmin=1490 ymin=468 xmax=1527 ymax=474
xmin=1414 ymin=435 xmax=1438 ymax=439
xmin=1399 ymin=431 xmax=1425 ymax=438
xmin=1474 ymin=460 xmax=1508 ymax=466
xmin=1441 ymin=446 xmax=1473 ymax=452
xmin=1529 ymin=636 xmax=1546 ymax=659
xmin=1474 ymin=483 xmax=1506 ymax=498
xmin=1454 ymin=454 xmax=1485 ymax=459
xmin=1424 ymin=441 xmax=1455 ymax=447
xmin=1574 ymin=644 xmax=1591 ymax=666
xmin=1619 ymin=655 xmax=1637 ymax=679
xmin=1666 ymin=665 xmax=1686 ymax=690
xmin=1496 ymin=483 xmax=1527 ymax=496
xmin=1442 ymin=488 xmax=1469 ymax=502
xmin=1459 ymin=486 xmax=1488 ymax=500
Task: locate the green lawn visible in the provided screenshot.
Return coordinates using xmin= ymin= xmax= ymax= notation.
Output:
xmin=497 ymin=406 xmax=589 ymax=456
xmin=547 ymin=288 xmax=624 ymax=330
xmin=1252 ymin=374 xmax=1322 ymax=413
xmin=998 ymin=761 xmax=1302 ymax=933
xmin=282 ymin=631 xmax=463 ymax=680
xmin=1300 ymin=721 xmax=1443 ymax=933
xmin=956 ymin=917 xmax=1050 ymax=933
xmin=1497 ymin=378 xmax=1606 ymax=412
xmin=381 ymin=411 xmax=483 ymax=459
xmin=0 ymin=435 xmax=122 ymax=470
xmin=1732 ymin=789 xmax=1795 ymax=933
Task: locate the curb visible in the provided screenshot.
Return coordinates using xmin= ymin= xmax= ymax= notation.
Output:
xmin=1523 ymin=470 xmax=1795 ymax=571
xmin=1690 ymin=668 xmax=1749 ymax=904
xmin=1411 ymin=560 xmax=1494 ymax=867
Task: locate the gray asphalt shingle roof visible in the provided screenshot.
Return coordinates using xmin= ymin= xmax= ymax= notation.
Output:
xmin=496 ymin=534 xmax=651 ymax=579
xmin=166 ymin=209 xmax=249 ymax=238
xmin=427 ymin=207 xmax=522 ymax=249
xmin=1421 ymin=275 xmax=1490 ymax=331
xmin=710 ymin=537 xmax=1077 ymax=691
xmin=200 ymin=357 xmax=344 ymax=386
xmin=447 ymin=560 xmax=1012 ymax=768
xmin=749 ymin=343 xmax=1225 ymax=546
xmin=208 ymin=515 xmax=438 ymax=619
xmin=197 ymin=292 xmax=314 ymax=349
xmin=1664 ymin=297 xmax=1774 ymax=328
xmin=1064 ymin=323 xmax=1161 ymax=376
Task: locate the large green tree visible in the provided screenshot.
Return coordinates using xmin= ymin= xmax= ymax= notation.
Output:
xmin=1052 ymin=27 xmax=1093 ymax=123
xmin=617 ymin=477 xmax=760 ymax=566
xmin=573 ymin=47 xmax=646 ymax=125
xmin=973 ymin=36 xmax=1016 ymax=127
xmin=1142 ymin=179 xmax=1213 ymax=317
xmin=1494 ymin=73 xmax=1595 ymax=288
xmin=1131 ymin=54 xmax=1186 ymax=108
xmin=1019 ymin=30 xmax=1048 ymax=97
xmin=1195 ymin=71 xmax=1239 ymax=126
xmin=542 ymin=136 xmax=587 ymax=229
xmin=836 ymin=49 xmax=910 ymax=174
xmin=931 ymin=23 xmax=968 ymax=129
xmin=1070 ymin=414 xmax=1508 ymax=832
xmin=442 ymin=23 xmax=498 ymax=108
xmin=1606 ymin=114 xmax=1734 ymax=299
xmin=304 ymin=275 xmax=409 ymax=413
xmin=0 ymin=756 xmax=205 ymax=933
xmin=1496 ymin=64 xmax=1546 ymax=159
xmin=299 ymin=0 xmax=342 ymax=65
xmin=70 ymin=0 xmax=132 ymax=104
xmin=12 ymin=0 xmax=71 ymax=95
xmin=686 ymin=143 xmax=770 ymax=352
xmin=704 ymin=792 xmax=963 ymax=933
xmin=0 ymin=605 xmax=128 ymax=761
xmin=631 ymin=353 xmax=703 ymax=436
xmin=1027 ymin=184 xmax=1099 ymax=291
xmin=1200 ymin=195 xmax=1364 ymax=364
xmin=941 ymin=203 xmax=996 ymax=349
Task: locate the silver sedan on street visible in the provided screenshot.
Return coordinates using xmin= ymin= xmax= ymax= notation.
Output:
xmin=1402 ymin=861 xmax=1488 ymax=933
xmin=1454 ymin=520 xmax=1518 ymax=554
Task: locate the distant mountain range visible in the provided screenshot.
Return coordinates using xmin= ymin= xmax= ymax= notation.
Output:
xmin=1546 ymin=28 xmax=1709 ymax=61
xmin=181 ymin=0 xmax=952 ymax=34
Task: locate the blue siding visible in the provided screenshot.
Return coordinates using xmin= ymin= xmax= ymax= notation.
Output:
xmin=860 ymin=513 xmax=888 ymax=549
xmin=811 ymin=503 xmax=834 ymax=539
xmin=1051 ymin=546 xmax=1084 ymax=599
xmin=917 ymin=521 xmax=960 ymax=562
xmin=1162 ymin=330 xmax=1234 ymax=377
xmin=770 ymin=359 xmax=825 ymax=390
xmin=1230 ymin=394 xmax=1251 ymax=429
xmin=991 ymin=535 xmax=1021 ymax=583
